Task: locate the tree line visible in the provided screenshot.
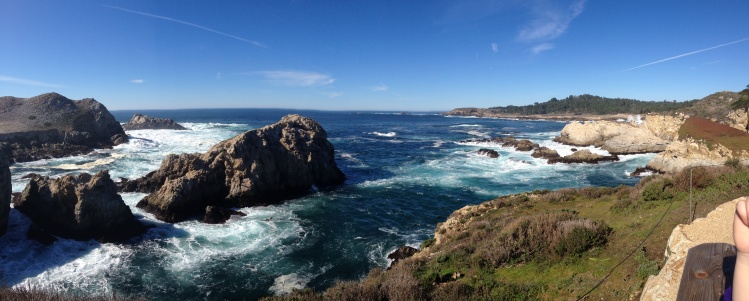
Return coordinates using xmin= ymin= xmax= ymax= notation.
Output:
xmin=487 ymin=94 xmax=697 ymax=115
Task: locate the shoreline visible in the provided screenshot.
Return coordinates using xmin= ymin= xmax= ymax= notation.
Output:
xmin=443 ymin=109 xmax=631 ymax=122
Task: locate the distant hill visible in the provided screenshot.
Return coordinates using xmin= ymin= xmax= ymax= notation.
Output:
xmin=487 ymin=94 xmax=696 ymax=115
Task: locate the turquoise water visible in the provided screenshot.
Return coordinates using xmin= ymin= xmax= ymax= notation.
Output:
xmin=1 ymin=109 xmax=653 ymax=300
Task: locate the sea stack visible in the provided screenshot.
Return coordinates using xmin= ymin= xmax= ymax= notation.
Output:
xmin=13 ymin=171 xmax=148 ymax=242
xmin=0 ymin=93 xmax=128 ymax=162
xmin=0 ymin=150 xmax=10 ymax=236
xmin=122 ymin=114 xmax=187 ymax=130
xmin=127 ymin=114 xmax=346 ymax=223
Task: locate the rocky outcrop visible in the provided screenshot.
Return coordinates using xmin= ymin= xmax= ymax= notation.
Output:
xmin=126 ymin=114 xmax=345 ymax=223
xmin=726 ymin=109 xmax=749 ymax=132
xmin=203 ymin=206 xmax=246 ymax=224
xmin=554 ymin=115 xmax=684 ymax=155
xmin=388 ymin=246 xmax=419 ymax=269
xmin=646 ymin=138 xmax=749 ymax=173
xmin=531 ymin=147 xmax=560 ymax=160
xmin=0 ymin=150 xmax=9 ymax=236
xmin=640 ymin=198 xmax=739 ymax=301
xmin=461 ymin=136 xmax=540 ymax=152
xmin=13 ymin=170 xmax=148 ymax=242
xmin=0 ymin=93 xmax=128 ymax=162
xmin=548 ymin=149 xmax=619 ymax=164
xmin=477 ymin=148 xmax=499 ymax=158
xmin=123 ymin=114 xmax=187 ymax=131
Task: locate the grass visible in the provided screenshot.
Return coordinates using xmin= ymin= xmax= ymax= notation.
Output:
xmin=265 ymin=164 xmax=749 ymax=300
xmin=0 ymin=285 xmax=145 ymax=301
xmin=678 ymin=116 xmax=749 ymax=154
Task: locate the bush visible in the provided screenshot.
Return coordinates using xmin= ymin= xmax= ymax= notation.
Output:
xmin=641 ymin=178 xmax=673 ymax=202
xmin=553 ymin=221 xmax=612 ymax=257
xmin=421 ymin=237 xmax=436 ymax=249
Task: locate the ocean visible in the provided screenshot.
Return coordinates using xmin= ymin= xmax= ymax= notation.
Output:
xmin=1 ymin=109 xmax=653 ymax=300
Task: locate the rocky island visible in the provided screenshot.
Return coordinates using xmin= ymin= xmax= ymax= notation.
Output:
xmin=122 ymin=114 xmax=187 ymax=130
xmin=120 ymin=114 xmax=346 ymax=223
xmin=0 ymin=93 xmax=128 ymax=163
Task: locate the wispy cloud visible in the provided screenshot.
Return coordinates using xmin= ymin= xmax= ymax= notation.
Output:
xmin=322 ymin=92 xmax=344 ymax=98
xmin=254 ymin=71 xmax=335 ymax=87
xmin=130 ymin=79 xmax=144 ymax=84
xmin=622 ymin=37 xmax=749 ymax=72
xmin=102 ymin=5 xmax=266 ymax=48
xmin=370 ymin=83 xmax=389 ymax=92
xmin=518 ymin=0 xmax=586 ymax=43
xmin=491 ymin=43 xmax=499 ymax=53
xmin=0 ymin=75 xmax=64 ymax=88
xmin=531 ymin=43 xmax=555 ymax=54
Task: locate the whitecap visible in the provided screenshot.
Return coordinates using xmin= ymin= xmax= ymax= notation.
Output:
xmin=370 ymin=131 xmax=397 ymax=137
xmin=269 ymin=273 xmax=310 ymax=295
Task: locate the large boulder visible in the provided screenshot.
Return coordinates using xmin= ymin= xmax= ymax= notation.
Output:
xmin=477 ymin=148 xmax=499 ymax=158
xmin=0 ymin=150 xmax=9 ymax=236
xmin=13 ymin=170 xmax=148 ymax=242
xmin=123 ymin=114 xmax=187 ymax=130
xmin=0 ymin=93 xmax=128 ymax=162
xmin=129 ymin=114 xmax=346 ymax=223
xmin=531 ymin=147 xmax=560 ymax=160
xmin=646 ymin=138 xmax=749 ymax=173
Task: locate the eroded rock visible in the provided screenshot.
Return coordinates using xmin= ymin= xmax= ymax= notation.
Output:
xmin=477 ymin=148 xmax=499 ymax=158
xmin=388 ymin=246 xmax=419 ymax=269
xmin=123 ymin=114 xmax=187 ymax=131
xmin=548 ymin=149 xmax=619 ymax=164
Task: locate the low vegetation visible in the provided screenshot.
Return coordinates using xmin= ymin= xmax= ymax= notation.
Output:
xmin=678 ymin=116 xmax=749 ymax=154
xmin=0 ymin=285 xmax=144 ymax=301
xmin=266 ymin=164 xmax=749 ymax=300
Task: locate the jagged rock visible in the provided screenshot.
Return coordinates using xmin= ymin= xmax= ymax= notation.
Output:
xmin=123 ymin=114 xmax=187 ymax=131
xmin=548 ymin=149 xmax=619 ymax=164
xmin=461 ymin=136 xmax=539 ymax=152
xmin=477 ymin=148 xmax=499 ymax=158
xmin=0 ymin=93 xmax=127 ymax=162
xmin=203 ymin=206 xmax=246 ymax=224
xmin=387 ymin=246 xmax=419 ymax=269
xmin=640 ymin=198 xmax=739 ymax=301
xmin=130 ymin=114 xmax=346 ymax=223
xmin=13 ymin=170 xmax=148 ymax=242
xmin=630 ymin=166 xmax=660 ymax=177
xmin=531 ymin=147 xmax=560 ymax=160
xmin=0 ymin=150 xmax=9 ymax=236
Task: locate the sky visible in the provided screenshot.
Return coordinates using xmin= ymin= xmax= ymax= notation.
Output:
xmin=1 ymin=0 xmax=748 ymax=111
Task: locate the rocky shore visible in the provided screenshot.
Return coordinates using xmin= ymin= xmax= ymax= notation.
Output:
xmin=0 ymin=150 xmax=9 ymax=236
xmin=123 ymin=114 xmax=187 ymax=130
xmin=120 ymin=114 xmax=346 ymax=223
xmin=0 ymin=93 xmax=128 ymax=162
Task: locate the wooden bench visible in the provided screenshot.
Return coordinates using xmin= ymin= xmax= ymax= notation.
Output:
xmin=677 ymin=243 xmax=736 ymax=300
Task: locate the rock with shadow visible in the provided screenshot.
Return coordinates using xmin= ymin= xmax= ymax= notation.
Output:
xmin=122 ymin=114 xmax=188 ymax=130
xmin=548 ymin=149 xmax=619 ymax=164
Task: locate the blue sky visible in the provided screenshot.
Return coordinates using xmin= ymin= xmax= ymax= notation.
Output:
xmin=1 ymin=0 xmax=748 ymax=111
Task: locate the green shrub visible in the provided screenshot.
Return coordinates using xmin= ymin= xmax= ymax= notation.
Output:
xmin=421 ymin=237 xmax=436 ymax=249
xmin=553 ymin=221 xmax=612 ymax=257
xmin=641 ymin=178 xmax=673 ymax=202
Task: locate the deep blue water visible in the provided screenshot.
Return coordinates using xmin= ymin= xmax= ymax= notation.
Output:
xmin=1 ymin=109 xmax=652 ymax=300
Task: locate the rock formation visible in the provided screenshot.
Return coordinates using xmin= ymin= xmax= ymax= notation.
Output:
xmin=0 ymin=93 xmax=128 ymax=162
xmin=554 ymin=115 xmax=684 ymax=155
xmin=13 ymin=170 xmax=148 ymax=242
xmin=387 ymin=246 xmax=419 ymax=269
xmin=640 ymin=197 xmax=739 ymax=301
xmin=124 ymin=114 xmax=346 ymax=223
xmin=0 ymin=150 xmax=9 ymax=236
xmin=477 ymin=148 xmax=499 ymax=158
xmin=531 ymin=147 xmax=560 ymax=160
xmin=123 ymin=114 xmax=188 ymax=130
xmin=547 ymin=149 xmax=619 ymax=164
xmin=646 ymin=138 xmax=749 ymax=173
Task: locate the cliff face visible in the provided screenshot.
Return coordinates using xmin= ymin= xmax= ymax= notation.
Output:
xmin=13 ymin=170 xmax=148 ymax=242
xmin=125 ymin=114 xmax=346 ymax=223
xmin=0 ymin=93 xmax=128 ymax=162
xmin=554 ymin=114 xmax=684 ymax=155
xmin=646 ymin=138 xmax=749 ymax=173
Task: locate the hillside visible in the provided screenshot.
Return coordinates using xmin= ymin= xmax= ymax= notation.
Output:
xmin=445 ymin=94 xmax=697 ymax=118
xmin=265 ymin=164 xmax=749 ymax=300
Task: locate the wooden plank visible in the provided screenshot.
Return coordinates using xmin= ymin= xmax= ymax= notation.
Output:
xmin=676 ymin=243 xmax=736 ymax=301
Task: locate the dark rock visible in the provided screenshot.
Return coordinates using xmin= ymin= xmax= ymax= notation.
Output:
xmin=203 ymin=206 xmax=246 ymax=224
xmin=571 ymin=148 xmax=578 ymax=152
xmin=531 ymin=147 xmax=561 ymax=160
xmin=132 ymin=114 xmax=346 ymax=223
xmin=630 ymin=166 xmax=661 ymax=177
xmin=0 ymin=150 xmax=9 ymax=236
xmin=548 ymin=149 xmax=619 ymax=164
xmin=27 ymin=223 xmax=57 ymax=245
xmin=461 ymin=136 xmax=539 ymax=152
xmin=477 ymin=148 xmax=499 ymax=158
xmin=122 ymin=114 xmax=188 ymax=131
xmin=387 ymin=246 xmax=419 ymax=269
xmin=0 ymin=93 xmax=127 ymax=163
xmin=13 ymin=170 xmax=148 ymax=242
xmin=21 ymin=173 xmax=42 ymax=179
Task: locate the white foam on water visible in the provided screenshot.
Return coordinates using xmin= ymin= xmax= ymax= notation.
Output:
xmin=269 ymin=273 xmax=310 ymax=295
xmin=449 ymin=124 xmax=482 ymax=128
xmin=370 ymin=131 xmax=397 ymax=137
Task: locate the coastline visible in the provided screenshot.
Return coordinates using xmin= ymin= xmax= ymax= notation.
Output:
xmin=443 ymin=108 xmax=630 ymax=122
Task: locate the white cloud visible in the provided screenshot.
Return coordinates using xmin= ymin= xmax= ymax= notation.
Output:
xmin=370 ymin=83 xmax=389 ymax=92
xmin=518 ymin=0 xmax=586 ymax=43
xmin=255 ymin=71 xmax=335 ymax=87
xmin=323 ymin=92 xmax=344 ymax=98
xmin=0 ymin=75 xmax=64 ymax=88
xmin=491 ymin=43 xmax=499 ymax=53
xmin=531 ymin=43 xmax=555 ymax=54
xmin=130 ymin=79 xmax=144 ymax=84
